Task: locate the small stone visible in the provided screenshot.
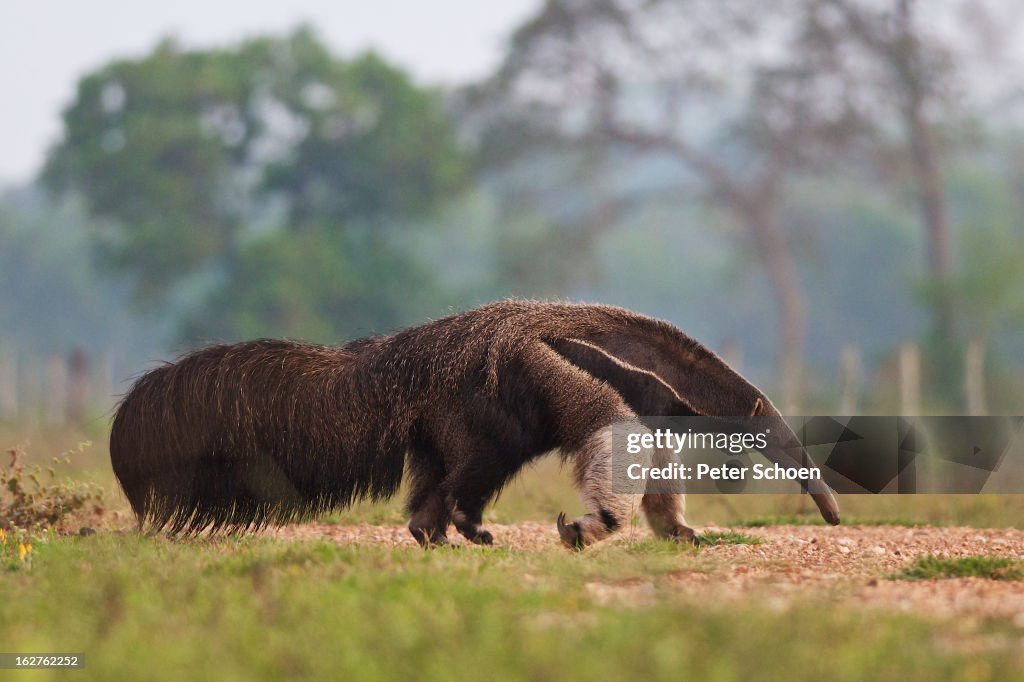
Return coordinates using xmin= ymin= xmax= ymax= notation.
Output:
xmin=839 ymin=546 xmax=851 ymax=554
xmin=79 ymin=526 xmax=96 ymax=537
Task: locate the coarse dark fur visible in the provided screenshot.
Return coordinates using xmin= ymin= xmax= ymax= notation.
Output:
xmin=110 ymin=300 xmax=840 ymax=546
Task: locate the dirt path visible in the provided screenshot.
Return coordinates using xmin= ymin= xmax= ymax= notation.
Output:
xmin=271 ymin=522 xmax=1024 ymax=622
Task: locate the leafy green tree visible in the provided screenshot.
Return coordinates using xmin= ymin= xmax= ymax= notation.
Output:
xmin=180 ymin=227 xmax=440 ymax=342
xmin=44 ymin=28 xmax=466 ymax=341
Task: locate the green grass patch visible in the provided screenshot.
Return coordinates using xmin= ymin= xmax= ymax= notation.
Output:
xmin=893 ymin=555 xmax=1024 ymax=581
xmin=698 ymin=530 xmax=764 ymax=546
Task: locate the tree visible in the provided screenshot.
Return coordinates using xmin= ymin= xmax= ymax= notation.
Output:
xmin=476 ymin=0 xmax=1024 ymax=409
xmin=44 ymin=29 xmax=467 ymax=341
xmin=789 ymin=0 xmax=1023 ymax=398
xmin=477 ymin=0 xmax=842 ymax=410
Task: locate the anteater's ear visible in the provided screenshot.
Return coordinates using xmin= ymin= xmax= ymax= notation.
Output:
xmin=750 ymin=397 xmax=764 ymax=416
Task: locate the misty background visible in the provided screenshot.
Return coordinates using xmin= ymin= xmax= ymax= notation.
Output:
xmin=2 ymin=0 xmax=1024 ymax=425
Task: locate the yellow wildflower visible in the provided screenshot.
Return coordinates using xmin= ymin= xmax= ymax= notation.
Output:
xmin=18 ymin=543 xmax=30 ymax=561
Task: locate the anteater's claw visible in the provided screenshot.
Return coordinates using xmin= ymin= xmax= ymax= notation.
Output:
xmin=670 ymin=525 xmax=701 ymax=546
xmin=557 ymin=512 xmax=584 ymax=551
xmin=410 ymin=527 xmax=450 ymax=548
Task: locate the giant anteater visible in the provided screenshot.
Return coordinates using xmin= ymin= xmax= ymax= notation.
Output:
xmin=110 ymin=300 xmax=840 ymax=547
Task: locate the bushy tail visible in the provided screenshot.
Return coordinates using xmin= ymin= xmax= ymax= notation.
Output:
xmin=109 ymin=340 xmax=405 ymax=534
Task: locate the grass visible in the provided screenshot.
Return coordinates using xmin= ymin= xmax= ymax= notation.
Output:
xmin=3 ymin=534 xmax=1024 ymax=681
xmin=7 ymin=426 xmax=1024 ymax=679
xmin=893 ymin=555 xmax=1024 ymax=581
xmin=697 ymin=530 xmax=763 ymax=545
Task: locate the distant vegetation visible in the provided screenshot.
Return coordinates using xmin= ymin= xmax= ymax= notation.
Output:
xmin=1 ymin=2 xmax=1022 ymax=417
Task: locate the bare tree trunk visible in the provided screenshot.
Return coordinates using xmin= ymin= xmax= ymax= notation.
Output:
xmin=906 ymin=100 xmax=955 ymax=337
xmin=595 ymin=123 xmax=808 ymax=411
xmin=897 ymin=0 xmax=956 ymax=340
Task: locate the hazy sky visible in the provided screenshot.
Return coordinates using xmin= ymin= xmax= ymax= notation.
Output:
xmin=0 ymin=1 xmax=540 ymax=186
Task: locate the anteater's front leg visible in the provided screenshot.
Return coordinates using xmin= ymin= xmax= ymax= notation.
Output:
xmin=557 ymin=425 xmax=640 ymax=550
xmin=642 ymin=493 xmax=698 ymax=544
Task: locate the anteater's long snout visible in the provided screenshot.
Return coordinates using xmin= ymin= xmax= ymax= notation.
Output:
xmin=759 ymin=412 xmax=841 ymax=526
xmin=810 ymin=486 xmax=841 ymax=526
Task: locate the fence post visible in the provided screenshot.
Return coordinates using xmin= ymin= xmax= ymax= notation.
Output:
xmin=67 ymin=347 xmax=90 ymax=426
xmin=96 ymin=351 xmax=115 ymax=415
xmin=964 ymin=339 xmax=987 ymax=417
xmin=46 ymin=353 xmax=67 ymax=426
xmin=0 ymin=342 xmax=17 ymax=421
xmin=899 ymin=342 xmax=921 ymax=416
xmin=21 ymin=353 xmax=40 ymax=425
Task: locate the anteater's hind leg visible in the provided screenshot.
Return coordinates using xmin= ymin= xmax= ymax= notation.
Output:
xmin=405 ymin=456 xmax=453 ymax=547
xmin=441 ymin=433 xmax=531 ymax=546
xmin=445 ymin=459 xmax=526 ymax=545
xmin=407 ymin=491 xmax=453 ymax=547
xmin=642 ymin=493 xmax=698 ymax=544
xmin=556 ymin=425 xmax=640 ymax=550
xmin=444 ymin=464 xmax=503 ymax=545
xmin=450 ymin=505 xmax=492 ymax=546
xmin=518 ymin=341 xmax=643 ymax=550
xmin=437 ymin=464 xmax=497 ymax=545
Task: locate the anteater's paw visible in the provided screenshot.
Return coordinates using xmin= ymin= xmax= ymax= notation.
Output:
xmin=428 ymin=535 xmax=454 ymax=549
xmin=409 ymin=527 xmax=451 ymax=548
xmin=668 ymin=524 xmax=700 ymax=546
xmin=472 ymin=529 xmax=494 ymax=546
xmin=556 ymin=512 xmax=585 ymax=551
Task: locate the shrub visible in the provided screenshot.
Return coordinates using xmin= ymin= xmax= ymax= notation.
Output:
xmin=1 ymin=443 xmax=104 ymax=532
